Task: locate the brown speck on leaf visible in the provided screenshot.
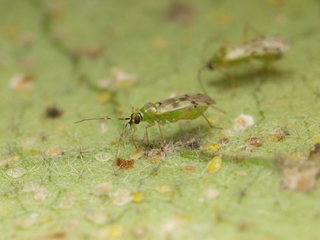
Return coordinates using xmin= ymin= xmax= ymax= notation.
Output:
xmin=270 ymin=126 xmax=289 ymax=142
xmin=308 ymin=143 xmax=320 ymax=162
xmin=218 ymin=138 xmax=229 ymax=145
xmin=244 ymin=137 xmax=263 ymax=147
xmin=114 ymin=158 xmax=134 ymax=170
xmin=238 ymin=221 xmax=254 ymax=231
xmin=279 ymin=160 xmax=320 ymax=192
xmin=84 ymin=45 xmax=106 ymax=60
xmin=244 ymin=137 xmax=263 ymax=153
xmin=276 ymin=147 xmax=320 ymax=192
xmin=45 ymin=106 xmax=63 ymax=119
xmin=166 ymin=2 xmax=194 ymax=25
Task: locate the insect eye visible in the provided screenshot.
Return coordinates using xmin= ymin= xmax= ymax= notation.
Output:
xmin=207 ymin=62 xmax=214 ymax=70
xmin=134 ymin=115 xmax=141 ymax=124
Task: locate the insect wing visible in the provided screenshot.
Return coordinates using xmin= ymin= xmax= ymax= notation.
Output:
xmin=155 ymin=94 xmax=215 ymax=114
xmin=224 ymin=35 xmax=292 ymax=60
xmin=261 ymin=35 xmax=292 ymax=53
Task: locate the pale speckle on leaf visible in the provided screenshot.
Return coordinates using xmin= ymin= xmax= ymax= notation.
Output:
xmin=111 ymin=188 xmax=133 ymax=206
xmin=0 ymin=156 xmax=19 ymax=166
xmin=6 ymin=167 xmax=27 ymax=178
xmin=202 ymin=187 xmax=220 ymax=202
xmin=154 ymin=184 xmax=173 ymax=193
xmin=233 ymin=114 xmax=255 ymax=131
xmin=94 ymin=152 xmax=113 ymax=162
xmin=59 ymin=195 xmax=75 ymax=209
xmin=86 ymin=210 xmax=107 ymax=225
xmin=16 ymin=214 xmax=38 ymax=229
xmin=92 ymin=182 xmax=112 ymax=196
xmin=62 ymin=219 xmax=79 ymax=232
xmin=33 ymin=186 xmax=47 ymax=202
xmin=9 ymin=74 xmax=34 ymax=91
xmin=22 ymin=183 xmax=40 ymax=193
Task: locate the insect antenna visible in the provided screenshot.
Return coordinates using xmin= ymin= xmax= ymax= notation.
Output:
xmin=200 ymin=35 xmax=218 ymax=65
xmin=74 ymin=117 xmax=130 ymax=124
xmin=210 ymin=105 xmax=226 ymax=114
xmin=197 ymin=66 xmax=208 ymax=96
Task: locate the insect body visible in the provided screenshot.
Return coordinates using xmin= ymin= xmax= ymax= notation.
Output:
xmin=75 ymin=93 xmax=221 ymax=159
xmin=206 ymin=35 xmax=292 ymax=70
xmin=198 ymin=35 xmax=292 ymax=93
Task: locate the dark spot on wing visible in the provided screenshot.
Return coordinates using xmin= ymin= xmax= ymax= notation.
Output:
xmin=179 ymin=97 xmax=188 ymax=101
xmin=172 ymin=100 xmax=181 ymax=108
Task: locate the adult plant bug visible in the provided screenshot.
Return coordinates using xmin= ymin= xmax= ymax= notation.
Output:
xmin=74 ymin=93 xmax=224 ymax=159
xmin=198 ymin=31 xmax=292 ymax=93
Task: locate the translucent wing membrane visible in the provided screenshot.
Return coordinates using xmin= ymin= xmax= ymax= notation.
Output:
xmin=155 ymin=93 xmax=216 ymax=114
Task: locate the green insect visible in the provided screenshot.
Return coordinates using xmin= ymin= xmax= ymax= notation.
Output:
xmin=198 ymin=34 xmax=292 ymax=93
xmin=74 ymin=93 xmax=223 ymax=158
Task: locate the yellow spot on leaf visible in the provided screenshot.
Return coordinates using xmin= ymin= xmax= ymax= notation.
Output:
xmin=27 ymin=149 xmax=42 ymax=156
xmin=131 ymin=191 xmax=144 ymax=203
xmin=149 ymin=155 xmax=163 ymax=164
xmin=45 ymin=147 xmax=61 ymax=156
xmin=130 ymin=147 xmax=146 ymax=160
xmin=313 ymin=138 xmax=320 ymax=143
xmin=107 ymin=223 xmax=123 ymax=238
xmin=207 ymin=156 xmax=222 ymax=174
xmin=97 ymin=91 xmax=112 ymax=103
xmin=154 ymin=184 xmax=173 ymax=193
xmin=203 ymin=143 xmax=221 ymax=152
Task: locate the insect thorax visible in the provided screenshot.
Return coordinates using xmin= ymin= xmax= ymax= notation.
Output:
xmin=139 ymin=102 xmax=159 ymax=123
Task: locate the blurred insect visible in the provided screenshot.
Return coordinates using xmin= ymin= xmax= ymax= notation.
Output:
xmin=198 ymin=33 xmax=292 ymax=93
xmin=74 ymin=93 xmax=224 ymax=159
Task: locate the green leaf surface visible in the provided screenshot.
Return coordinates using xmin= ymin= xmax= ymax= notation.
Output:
xmin=1 ymin=0 xmax=320 ymax=239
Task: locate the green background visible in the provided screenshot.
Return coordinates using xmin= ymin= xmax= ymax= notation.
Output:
xmin=1 ymin=0 xmax=320 ymax=239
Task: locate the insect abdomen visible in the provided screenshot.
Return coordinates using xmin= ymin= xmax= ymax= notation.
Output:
xmin=164 ymin=106 xmax=209 ymax=123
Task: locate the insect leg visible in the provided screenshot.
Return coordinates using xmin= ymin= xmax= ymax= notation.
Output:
xmin=156 ymin=121 xmax=165 ymax=144
xmin=114 ymin=123 xmax=129 ymax=161
xmin=144 ymin=122 xmax=155 ymax=148
xmin=194 ymin=106 xmax=222 ymax=129
xmin=243 ymin=23 xmax=263 ymax=41
xmin=171 ymin=106 xmax=196 ymax=123
xmin=131 ymin=127 xmax=138 ymax=149
xmin=220 ymin=68 xmax=238 ymax=89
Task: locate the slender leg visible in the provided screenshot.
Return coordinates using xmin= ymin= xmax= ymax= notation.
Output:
xmin=171 ymin=107 xmax=195 ymax=123
xmin=114 ymin=123 xmax=129 ymax=161
xmin=157 ymin=122 xmax=165 ymax=144
xmin=195 ymin=106 xmax=222 ymax=129
xmin=172 ymin=105 xmax=222 ymax=130
xmin=145 ymin=122 xmax=155 ymax=148
xmin=131 ymin=127 xmax=137 ymax=148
